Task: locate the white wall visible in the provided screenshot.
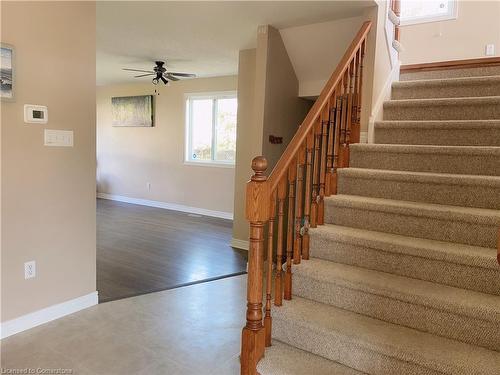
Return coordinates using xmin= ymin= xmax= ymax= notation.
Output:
xmin=400 ymin=0 xmax=500 ymax=64
xmin=96 ymin=76 xmax=238 ymax=217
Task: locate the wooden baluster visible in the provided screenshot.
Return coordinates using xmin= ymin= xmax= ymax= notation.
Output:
xmin=302 ymin=132 xmax=314 ymax=260
xmin=284 ymin=161 xmax=296 ymax=300
xmin=331 ymin=84 xmax=343 ymax=195
xmin=294 ymin=146 xmax=305 ymax=264
xmin=339 ymin=72 xmax=349 ymax=168
xmin=344 ymin=59 xmax=355 ymax=166
xmin=497 ymin=227 xmax=500 ymax=266
xmin=325 ymin=91 xmax=336 ymax=197
xmin=264 ymin=190 xmax=276 ymax=348
xmin=274 ymin=178 xmax=286 ymax=307
xmin=241 ymin=156 xmax=269 ymax=375
xmin=351 ymin=50 xmax=361 ymax=143
xmin=317 ymin=103 xmax=329 ymax=226
xmin=393 ymin=0 xmax=401 ymax=43
xmin=357 ymin=41 xmax=366 ymax=135
xmin=310 ymin=119 xmax=321 ymax=228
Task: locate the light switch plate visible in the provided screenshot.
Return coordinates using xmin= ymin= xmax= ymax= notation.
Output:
xmin=25 ymin=261 xmax=36 ymax=279
xmin=44 ymin=129 xmax=73 ymax=147
xmin=486 ymin=44 xmax=495 ymax=56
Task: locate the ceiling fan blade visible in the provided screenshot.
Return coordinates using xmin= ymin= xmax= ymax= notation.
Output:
xmin=123 ymin=68 xmax=155 ymax=73
xmin=134 ymin=73 xmax=155 ymax=78
xmin=167 ymin=72 xmax=196 ymax=77
xmin=165 ymin=73 xmax=180 ymax=81
xmin=160 ymin=76 xmax=168 ymax=85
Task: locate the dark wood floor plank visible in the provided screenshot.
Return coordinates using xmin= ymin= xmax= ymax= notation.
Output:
xmin=97 ymin=199 xmax=247 ymax=302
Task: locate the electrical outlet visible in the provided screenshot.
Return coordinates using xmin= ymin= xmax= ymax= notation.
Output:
xmin=146 ymin=182 xmax=151 ymax=191
xmin=24 ymin=261 xmax=36 ymax=279
xmin=486 ymin=44 xmax=495 ymax=56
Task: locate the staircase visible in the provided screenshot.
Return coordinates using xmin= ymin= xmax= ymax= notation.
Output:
xmin=257 ymin=67 xmax=500 ymax=373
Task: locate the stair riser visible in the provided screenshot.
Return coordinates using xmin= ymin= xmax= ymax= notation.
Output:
xmin=293 ymin=274 xmax=500 ymax=351
xmin=337 ymin=174 xmax=500 ymax=209
xmin=350 ymin=149 xmax=500 ymax=176
xmin=384 ymin=102 xmax=500 ymax=121
xmin=324 ymin=203 xmax=498 ymax=247
xmin=392 ymin=83 xmax=500 ymax=100
xmin=309 ymin=234 xmax=500 ymax=296
xmin=400 ymin=66 xmax=500 ymax=81
xmin=273 ymin=316 xmax=442 ymax=375
xmin=375 ymin=127 xmax=500 ymax=146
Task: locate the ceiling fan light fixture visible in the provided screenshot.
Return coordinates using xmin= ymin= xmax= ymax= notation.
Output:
xmin=124 ymin=60 xmax=195 ymax=85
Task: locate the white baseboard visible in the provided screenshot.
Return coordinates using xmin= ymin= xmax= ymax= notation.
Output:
xmin=367 ymin=61 xmax=401 ymax=143
xmin=97 ymin=193 xmax=233 ymax=220
xmin=1 ymin=291 xmax=98 ymax=339
xmin=231 ymin=238 xmax=249 ymax=251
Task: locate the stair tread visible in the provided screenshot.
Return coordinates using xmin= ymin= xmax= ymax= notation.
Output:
xmin=338 ymin=167 xmax=500 ymax=188
xmin=257 ymin=341 xmax=364 ymax=375
xmin=273 ymin=297 xmax=500 ymax=374
xmin=375 ymin=119 xmax=500 ymax=129
xmin=325 ymin=194 xmax=500 ymax=225
xmin=311 ymin=224 xmax=498 ymax=270
xmin=393 ymin=75 xmax=500 ymax=88
xmin=294 ymin=258 xmax=500 ymax=322
xmin=351 ymin=143 xmax=500 ymax=155
xmin=384 ymin=95 xmax=500 ymax=107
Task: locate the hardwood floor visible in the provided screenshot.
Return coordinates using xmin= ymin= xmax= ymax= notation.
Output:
xmin=97 ymin=198 xmax=247 ymax=302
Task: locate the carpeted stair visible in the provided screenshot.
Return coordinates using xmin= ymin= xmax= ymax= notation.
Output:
xmin=258 ymin=65 xmax=500 ymax=374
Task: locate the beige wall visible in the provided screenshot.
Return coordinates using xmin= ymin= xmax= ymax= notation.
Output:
xmin=232 ymin=26 xmax=311 ymax=245
xmin=1 ymin=2 xmax=96 ymax=321
xmin=280 ymin=16 xmax=367 ymax=97
xmin=232 ymin=49 xmax=260 ymax=245
xmin=400 ymin=0 xmax=500 ymax=64
xmin=97 ymin=76 xmax=237 ymax=216
xmin=261 ymin=26 xmax=312 ymax=170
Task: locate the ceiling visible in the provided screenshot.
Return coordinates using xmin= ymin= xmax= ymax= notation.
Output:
xmin=97 ymin=1 xmax=374 ymax=86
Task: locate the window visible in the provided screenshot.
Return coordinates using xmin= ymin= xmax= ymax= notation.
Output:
xmin=400 ymin=0 xmax=457 ymax=26
xmin=185 ymin=92 xmax=237 ymax=166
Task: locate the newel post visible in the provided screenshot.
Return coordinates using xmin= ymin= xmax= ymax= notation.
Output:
xmin=241 ymin=156 xmax=269 ymax=375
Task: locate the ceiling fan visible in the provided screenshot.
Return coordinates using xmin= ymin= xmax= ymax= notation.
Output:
xmin=123 ymin=61 xmax=196 ymax=85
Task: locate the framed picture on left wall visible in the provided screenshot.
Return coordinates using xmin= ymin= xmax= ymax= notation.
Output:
xmin=1 ymin=43 xmax=14 ymax=101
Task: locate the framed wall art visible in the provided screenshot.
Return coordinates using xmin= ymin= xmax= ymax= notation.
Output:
xmin=1 ymin=43 xmax=14 ymax=101
xmin=111 ymin=95 xmax=154 ymax=127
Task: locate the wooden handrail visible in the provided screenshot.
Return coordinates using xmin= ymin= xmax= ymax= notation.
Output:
xmin=240 ymin=21 xmax=372 ymax=375
xmin=267 ymin=21 xmax=372 ymax=192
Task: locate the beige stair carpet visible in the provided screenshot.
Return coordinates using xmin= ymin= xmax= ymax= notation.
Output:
xmin=374 ymin=120 xmax=500 ymax=146
xmin=259 ymin=66 xmax=500 ymax=374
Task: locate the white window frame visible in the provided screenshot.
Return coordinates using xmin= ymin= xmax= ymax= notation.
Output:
xmin=400 ymin=0 xmax=458 ymax=26
xmin=184 ymin=91 xmax=237 ymax=168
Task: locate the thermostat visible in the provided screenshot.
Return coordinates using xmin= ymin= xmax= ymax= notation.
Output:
xmin=24 ymin=104 xmax=48 ymax=124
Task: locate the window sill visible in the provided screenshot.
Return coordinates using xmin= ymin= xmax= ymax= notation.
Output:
xmin=183 ymin=161 xmax=235 ymax=169
xmin=401 ymin=15 xmax=457 ymax=27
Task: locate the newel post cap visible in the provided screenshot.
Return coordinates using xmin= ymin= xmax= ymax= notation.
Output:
xmin=251 ymin=156 xmax=268 ymax=182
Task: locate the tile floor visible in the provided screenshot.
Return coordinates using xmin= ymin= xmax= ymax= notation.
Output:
xmin=0 ymin=275 xmax=247 ymax=374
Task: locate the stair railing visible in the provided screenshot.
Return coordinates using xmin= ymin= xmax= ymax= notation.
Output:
xmin=390 ymin=0 xmax=401 ymax=51
xmin=240 ymin=21 xmax=372 ymax=375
